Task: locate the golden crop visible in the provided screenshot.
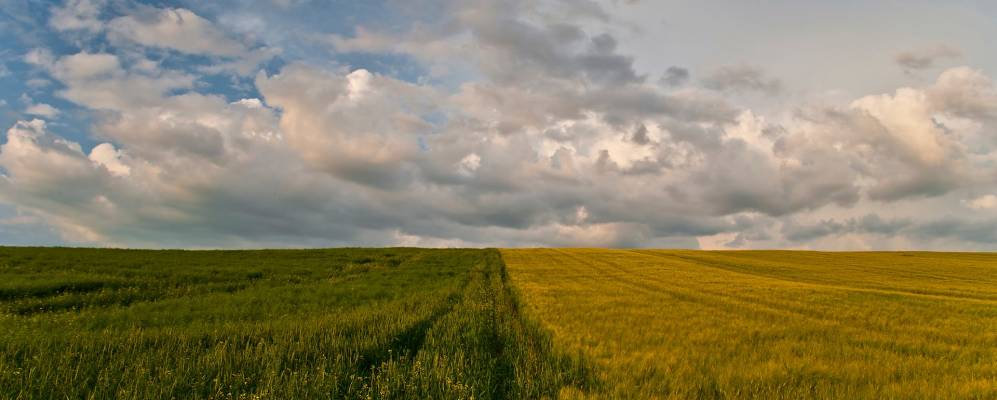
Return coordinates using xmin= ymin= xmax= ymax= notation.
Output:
xmin=501 ymin=249 xmax=997 ymax=399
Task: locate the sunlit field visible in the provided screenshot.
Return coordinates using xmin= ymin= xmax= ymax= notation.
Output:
xmin=502 ymin=249 xmax=997 ymax=399
xmin=0 ymin=247 xmax=588 ymax=399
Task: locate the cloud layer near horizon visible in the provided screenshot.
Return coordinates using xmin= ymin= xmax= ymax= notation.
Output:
xmin=1 ymin=0 xmax=996 ymax=249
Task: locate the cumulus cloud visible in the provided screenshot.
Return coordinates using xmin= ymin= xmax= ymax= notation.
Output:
xmin=0 ymin=120 xmax=110 ymax=242
xmin=29 ymin=51 xmax=197 ymax=113
xmin=928 ymin=66 xmax=997 ymax=121
xmin=256 ymin=66 xmax=439 ymax=188
xmin=3 ymin=0 xmax=997 ymax=249
xmin=87 ymin=143 xmax=130 ymax=177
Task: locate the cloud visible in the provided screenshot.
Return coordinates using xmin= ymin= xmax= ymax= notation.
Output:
xmin=102 ymin=5 xmax=279 ymax=75
xmin=660 ymin=66 xmax=689 ymax=87
xmin=927 ymin=66 xmax=997 ymax=121
xmin=965 ymin=194 xmax=997 ymax=210
xmin=3 ymin=0 xmax=997 ymax=249
xmin=29 ymin=51 xmax=196 ymax=114
xmin=24 ymin=102 xmax=60 ymax=118
xmin=702 ymin=65 xmax=781 ymax=94
xmin=629 ymin=123 xmax=651 ymax=145
xmin=21 ymin=94 xmax=60 ymax=118
xmin=24 ymin=48 xmax=55 ymax=67
xmin=328 ymin=1 xmax=643 ymax=85
xmin=763 ymin=67 xmax=997 ymax=204
xmin=256 ymin=65 xmax=439 ymax=188
xmin=0 ymin=120 xmax=110 ymax=242
xmin=326 ymin=26 xmax=400 ymax=54
xmin=0 ymin=205 xmax=64 ymax=246
xmin=107 ymin=8 xmax=248 ymax=57
xmin=457 ymin=153 xmax=482 ymax=176
xmin=87 ymin=143 xmax=130 ymax=177
xmin=776 ymin=212 xmax=997 ymax=249
xmin=25 ymin=78 xmax=51 ymax=88
xmin=49 ymin=0 xmax=105 ymax=33
xmin=49 ymin=52 xmax=121 ymax=80
xmin=895 ymin=45 xmax=961 ymax=72
xmin=782 ymin=214 xmax=911 ymax=242
xmin=911 ymin=217 xmax=997 ymax=245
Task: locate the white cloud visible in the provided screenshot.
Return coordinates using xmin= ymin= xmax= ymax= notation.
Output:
xmin=256 ymin=65 xmax=439 ymax=187
xmin=24 ymin=103 xmax=60 ymax=118
xmin=966 ymin=195 xmax=997 ymax=210
xmin=35 ymin=51 xmax=195 ymax=111
xmin=26 ymin=79 xmax=52 ymax=89
xmin=457 ymin=153 xmax=481 ymax=176
xmin=233 ymin=98 xmax=264 ymax=109
xmin=108 ymin=8 xmax=247 ymax=57
xmin=928 ymin=66 xmax=997 ymax=120
xmin=51 ymin=52 xmax=121 ymax=80
xmin=49 ymin=0 xmax=105 ymax=33
xmin=88 ymin=143 xmax=130 ymax=177
xmin=850 ymin=87 xmax=949 ymax=165
xmin=24 ymin=48 xmax=55 ymax=67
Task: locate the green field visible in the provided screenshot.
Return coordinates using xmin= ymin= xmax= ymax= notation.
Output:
xmin=503 ymin=249 xmax=997 ymax=399
xmin=0 ymin=247 xmax=588 ymax=399
xmin=2 ymin=247 xmax=997 ymax=399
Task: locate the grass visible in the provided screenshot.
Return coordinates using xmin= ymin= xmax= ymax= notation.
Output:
xmin=0 ymin=247 xmax=589 ymax=399
xmin=501 ymin=249 xmax=997 ymax=399
xmin=5 ymin=247 xmax=996 ymax=399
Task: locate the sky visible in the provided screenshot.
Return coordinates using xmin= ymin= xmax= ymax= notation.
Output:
xmin=1 ymin=0 xmax=996 ymax=250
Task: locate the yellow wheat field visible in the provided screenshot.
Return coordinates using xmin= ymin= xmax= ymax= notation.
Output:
xmin=501 ymin=249 xmax=997 ymax=399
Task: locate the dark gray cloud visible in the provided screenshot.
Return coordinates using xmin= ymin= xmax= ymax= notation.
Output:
xmin=781 ymin=214 xmax=997 ymax=247
xmin=895 ymin=45 xmax=961 ymax=72
xmin=911 ymin=217 xmax=997 ymax=244
xmin=702 ymin=65 xmax=781 ymax=94
xmin=454 ymin=2 xmax=643 ymax=86
xmin=660 ymin=66 xmax=689 ymax=87
xmin=629 ymin=123 xmax=651 ymax=145
xmin=782 ymin=214 xmax=911 ymax=242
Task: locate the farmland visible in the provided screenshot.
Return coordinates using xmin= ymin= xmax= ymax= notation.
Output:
xmin=502 ymin=249 xmax=997 ymax=399
xmin=0 ymin=247 xmax=588 ymax=399
xmin=2 ymin=247 xmax=997 ymax=399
